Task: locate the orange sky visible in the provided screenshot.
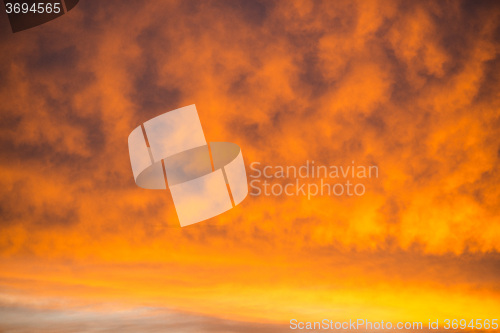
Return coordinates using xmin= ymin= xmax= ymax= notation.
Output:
xmin=0 ymin=0 xmax=499 ymax=331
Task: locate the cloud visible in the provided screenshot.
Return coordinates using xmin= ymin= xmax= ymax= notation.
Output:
xmin=0 ymin=0 xmax=499 ymax=329
xmin=0 ymin=304 xmax=288 ymax=333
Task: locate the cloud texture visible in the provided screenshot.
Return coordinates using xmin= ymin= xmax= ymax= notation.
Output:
xmin=0 ymin=0 xmax=499 ymax=330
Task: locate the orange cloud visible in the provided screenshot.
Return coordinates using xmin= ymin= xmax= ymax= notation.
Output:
xmin=0 ymin=0 xmax=499 ymax=330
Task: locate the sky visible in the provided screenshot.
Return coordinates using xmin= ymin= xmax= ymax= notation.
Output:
xmin=0 ymin=0 xmax=499 ymax=331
